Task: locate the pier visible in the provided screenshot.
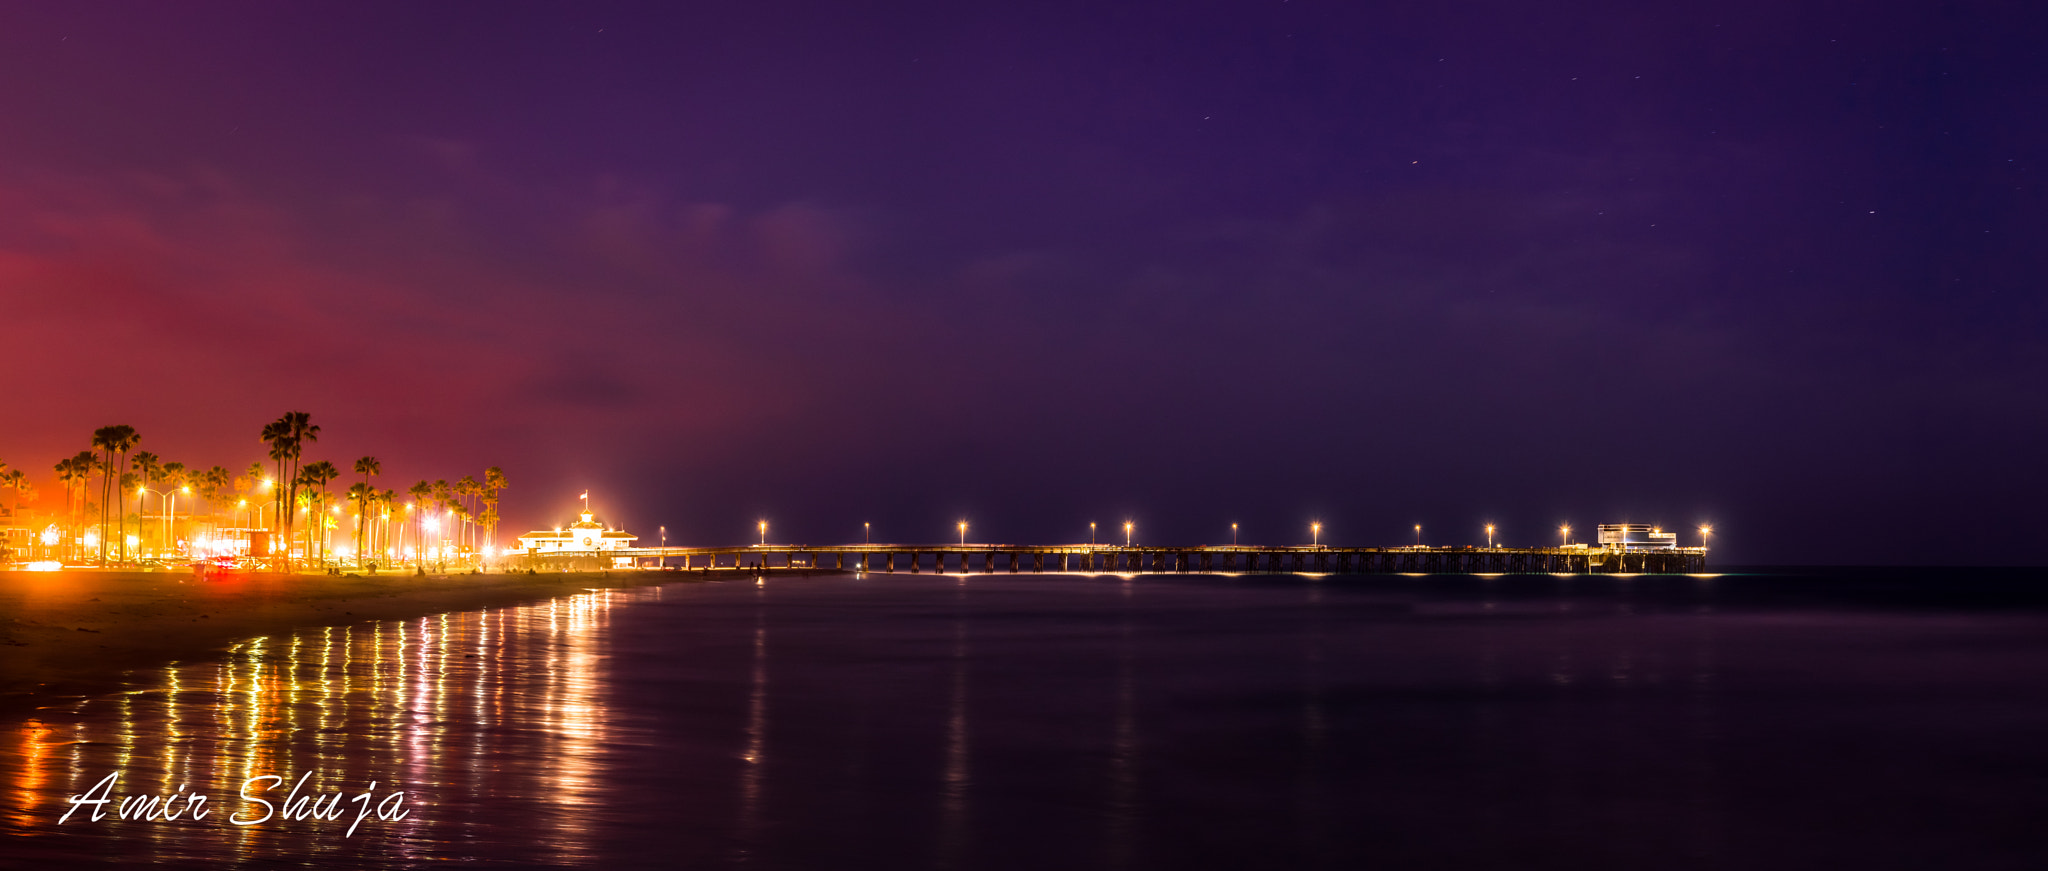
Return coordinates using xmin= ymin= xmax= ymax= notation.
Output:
xmin=527 ymin=544 xmax=1707 ymax=575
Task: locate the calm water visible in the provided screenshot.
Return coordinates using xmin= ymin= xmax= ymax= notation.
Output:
xmin=5 ymin=570 xmax=2048 ymax=870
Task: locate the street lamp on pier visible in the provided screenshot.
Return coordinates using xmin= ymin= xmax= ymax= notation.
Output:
xmin=1311 ymin=521 xmax=1321 ymax=547
xmin=1699 ymin=524 xmax=1713 ymax=549
xmin=864 ymin=521 xmax=870 ymax=544
xmin=1560 ymin=524 xmax=1571 ymax=547
xmin=758 ymin=520 xmax=767 ymax=546
xmin=1415 ymin=524 xmax=1422 ymax=548
xmin=958 ymin=520 xmax=967 ymax=546
xmin=1124 ymin=521 xmax=1133 ymax=548
xmin=1231 ymin=522 xmax=1238 ymax=546
xmin=1089 ymin=521 xmax=1096 ymax=545
xmin=1486 ymin=524 xmax=1495 ymax=548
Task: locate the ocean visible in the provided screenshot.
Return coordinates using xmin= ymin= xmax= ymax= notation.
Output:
xmin=5 ymin=569 xmax=2047 ymax=869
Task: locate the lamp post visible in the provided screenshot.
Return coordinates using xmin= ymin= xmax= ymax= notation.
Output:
xmin=1560 ymin=524 xmax=1571 ymax=547
xmin=169 ymin=485 xmax=188 ymax=556
xmin=137 ymin=486 xmax=166 ymax=558
xmin=259 ymin=478 xmax=274 ymax=541
xmin=1486 ymin=524 xmax=1495 ymax=548
xmin=1124 ymin=521 xmax=1133 ymax=547
xmin=1415 ymin=524 xmax=1422 ymax=548
xmin=958 ymin=520 xmax=967 ymax=546
xmin=1311 ymin=521 xmax=1321 ymax=547
xmin=238 ymin=499 xmax=276 ymax=539
xmin=1089 ymin=521 xmax=1096 ymax=545
xmin=1699 ymin=524 xmax=1712 ymax=549
xmin=864 ymin=521 xmax=870 ymax=544
xmin=1232 ymin=522 xmax=1238 ymax=546
xmin=759 ymin=520 xmax=767 ymax=546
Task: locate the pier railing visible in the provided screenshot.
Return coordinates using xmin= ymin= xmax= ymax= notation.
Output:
xmin=527 ymin=544 xmax=1708 ymax=575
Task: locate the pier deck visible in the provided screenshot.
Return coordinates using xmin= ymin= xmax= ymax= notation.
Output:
xmin=530 ymin=544 xmax=1707 ymax=575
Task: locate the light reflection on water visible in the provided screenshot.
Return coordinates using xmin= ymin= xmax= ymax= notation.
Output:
xmin=4 ymin=572 xmax=2048 ymax=870
xmin=5 ymin=587 xmax=644 ymax=867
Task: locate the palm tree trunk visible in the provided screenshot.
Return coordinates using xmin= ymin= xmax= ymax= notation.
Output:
xmin=100 ymin=450 xmax=113 ymax=566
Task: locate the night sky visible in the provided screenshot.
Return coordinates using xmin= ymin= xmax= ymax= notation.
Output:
xmin=4 ymin=2 xmax=2043 ymax=565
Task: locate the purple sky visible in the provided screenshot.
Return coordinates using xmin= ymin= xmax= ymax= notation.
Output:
xmin=3 ymin=1 xmax=2043 ymax=564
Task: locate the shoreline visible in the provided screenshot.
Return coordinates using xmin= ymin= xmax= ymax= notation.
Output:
xmin=0 ymin=566 xmax=816 ymax=718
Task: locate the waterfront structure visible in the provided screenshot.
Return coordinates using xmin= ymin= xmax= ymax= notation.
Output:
xmin=537 ymin=540 xmax=1707 ymax=574
xmin=512 ymin=511 xmax=638 ymax=565
xmin=1596 ymin=524 xmax=1680 ymax=550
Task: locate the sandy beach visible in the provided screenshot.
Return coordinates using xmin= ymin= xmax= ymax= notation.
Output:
xmin=0 ymin=565 xmax=775 ymax=715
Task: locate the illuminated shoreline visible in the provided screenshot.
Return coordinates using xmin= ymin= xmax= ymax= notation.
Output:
xmin=0 ymin=567 xmax=761 ymax=715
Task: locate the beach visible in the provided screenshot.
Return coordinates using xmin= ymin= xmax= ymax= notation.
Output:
xmin=0 ymin=565 xmax=766 ymax=714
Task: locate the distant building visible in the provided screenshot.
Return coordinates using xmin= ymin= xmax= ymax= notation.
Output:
xmin=1597 ymin=524 xmax=1678 ymax=550
xmin=513 ymin=511 xmax=638 ymax=554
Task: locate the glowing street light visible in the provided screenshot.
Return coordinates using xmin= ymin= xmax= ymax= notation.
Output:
xmin=137 ymin=485 xmax=173 ymax=557
xmin=1124 ymin=521 xmax=1133 ymax=547
xmin=758 ymin=519 xmax=767 ymax=546
xmin=1699 ymin=524 xmax=1713 ymax=549
xmin=1231 ymin=522 xmax=1238 ymax=546
xmin=1486 ymin=524 xmax=1495 ymax=548
xmin=1415 ymin=524 xmax=1422 ymax=547
xmin=1560 ymin=524 xmax=1572 ymax=546
xmin=958 ymin=520 xmax=968 ymax=546
xmin=1089 ymin=521 xmax=1096 ymax=545
xmin=1311 ymin=521 xmax=1321 ymax=547
xmin=864 ymin=521 xmax=870 ymax=544
xmin=238 ymin=499 xmax=275 ymax=530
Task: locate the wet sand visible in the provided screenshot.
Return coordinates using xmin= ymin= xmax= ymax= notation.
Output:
xmin=0 ymin=566 xmax=773 ymax=714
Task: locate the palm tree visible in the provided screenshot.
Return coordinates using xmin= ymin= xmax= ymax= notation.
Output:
xmin=114 ymin=428 xmax=140 ymax=564
xmin=159 ymin=462 xmax=188 ymax=553
xmin=483 ymin=466 xmax=508 ymax=556
xmin=0 ymin=469 xmax=30 ymax=562
xmin=117 ymin=471 xmax=137 ymax=559
xmin=377 ymin=488 xmax=398 ymax=562
xmin=455 ymin=475 xmax=482 ymax=553
xmin=261 ymin=412 xmax=319 ymax=568
xmin=55 ymin=453 xmax=94 ymax=562
xmin=196 ymin=465 xmax=230 ymax=542
xmin=353 ymin=457 xmax=381 ymax=563
xmin=453 ymin=503 xmax=474 ymax=560
xmin=429 ymin=479 xmax=452 ymax=560
xmin=91 ymin=427 xmax=119 ymax=564
xmin=298 ymin=460 xmax=340 ymax=565
xmin=261 ymin=419 xmax=290 ymax=560
xmin=130 ymin=451 xmax=160 ymax=556
xmin=407 ymin=480 xmax=431 ymax=569
xmin=0 ymin=469 xmax=32 ymax=528
xmin=91 ymin=425 xmax=139 ymax=565
xmin=283 ymin=412 xmax=318 ymax=565
xmin=51 ymin=457 xmax=72 ymax=560
xmin=197 ymin=466 xmax=229 ymax=512
xmin=344 ymin=482 xmax=373 ymax=565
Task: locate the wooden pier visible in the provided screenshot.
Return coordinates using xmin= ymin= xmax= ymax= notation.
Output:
xmin=528 ymin=543 xmax=1707 ymax=575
